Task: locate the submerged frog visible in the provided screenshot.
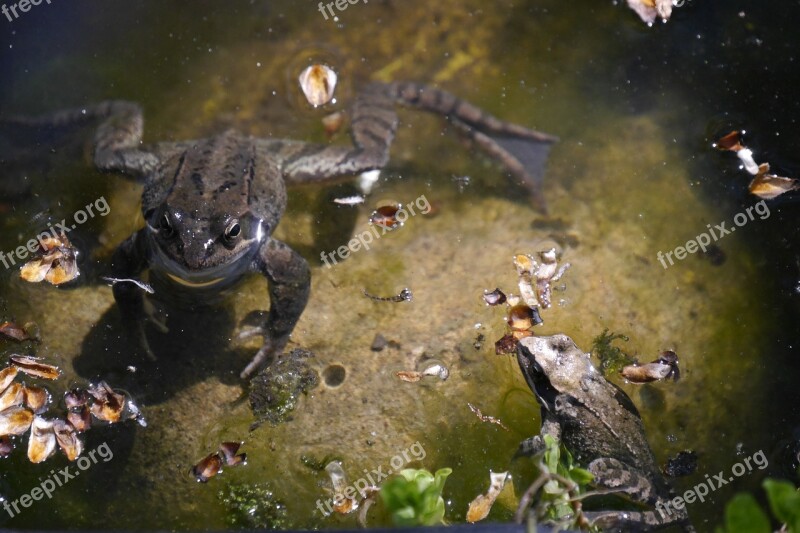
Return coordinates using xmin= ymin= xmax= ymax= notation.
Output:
xmin=516 ymin=334 xmax=693 ymax=531
xmin=5 ymin=82 xmax=556 ymax=379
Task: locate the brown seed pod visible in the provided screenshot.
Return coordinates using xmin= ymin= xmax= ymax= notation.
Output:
xmin=64 ymin=389 xmax=90 ymax=409
xmin=714 ymin=130 xmax=745 ymax=152
xmin=494 ymin=334 xmax=518 ymax=355
xmin=67 ymin=406 xmax=92 ymax=433
xmin=27 ymin=416 xmax=56 ymax=463
xmin=369 ymin=203 xmax=403 ymax=230
xmin=0 ymin=382 xmax=24 ymax=412
xmin=621 ymin=362 xmax=673 ymax=384
xmin=191 ymin=453 xmax=222 ymax=483
xmin=10 ymin=355 xmax=61 ymax=380
xmin=219 ymin=442 xmax=247 ymax=467
xmin=0 ymin=435 xmax=12 ymax=457
xmin=482 ymin=288 xmax=507 ymax=306
xmin=0 ymin=406 xmax=33 ymax=436
xmin=88 ymin=381 xmax=126 ymax=423
xmin=23 ymin=385 xmax=50 ymax=414
xmin=53 ymin=419 xmax=84 ymax=461
xmin=0 ymin=322 xmax=30 ymax=342
xmin=0 ymin=366 xmax=18 ymax=393
xmin=298 ymin=64 xmax=337 ymax=107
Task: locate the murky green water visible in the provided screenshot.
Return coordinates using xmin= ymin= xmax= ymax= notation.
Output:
xmin=0 ymin=1 xmax=798 ymax=530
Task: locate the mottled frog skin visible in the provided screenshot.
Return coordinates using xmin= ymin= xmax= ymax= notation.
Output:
xmin=6 ymin=82 xmax=556 ymax=378
xmin=517 ymin=334 xmax=694 ymax=531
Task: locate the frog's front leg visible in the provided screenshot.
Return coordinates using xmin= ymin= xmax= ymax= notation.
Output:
xmin=109 ymin=229 xmax=158 ymax=360
xmin=515 ymin=407 xmax=562 ymax=458
xmin=242 ymin=238 xmax=311 ymax=379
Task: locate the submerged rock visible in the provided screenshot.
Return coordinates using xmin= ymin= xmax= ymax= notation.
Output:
xmin=249 ymin=349 xmax=319 ymax=428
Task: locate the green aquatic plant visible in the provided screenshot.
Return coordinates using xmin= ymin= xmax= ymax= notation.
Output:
xmin=516 ymin=435 xmax=597 ymax=532
xmin=591 ymin=329 xmax=634 ymax=376
xmin=719 ymin=479 xmax=800 ymax=532
xmin=379 ymin=467 xmax=452 ymax=526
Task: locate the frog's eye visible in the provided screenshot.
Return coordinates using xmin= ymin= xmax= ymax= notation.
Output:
xmin=224 ymin=220 xmax=241 ymax=241
xmin=159 ymin=213 xmax=175 ymax=237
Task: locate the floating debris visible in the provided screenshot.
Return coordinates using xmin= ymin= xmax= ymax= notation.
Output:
xmin=362 ymin=288 xmax=412 ymax=303
xmin=0 ymin=321 xmax=31 ymax=342
xmin=482 ymin=288 xmax=507 ymax=306
xmin=627 ymin=0 xmax=672 ymax=25
xmin=396 ymin=362 xmax=449 ymax=383
xmin=662 ymin=450 xmax=699 ymax=477
xmin=219 ymin=442 xmax=247 ymax=467
xmin=621 ymin=350 xmax=680 ymax=384
xmin=332 ymin=195 xmax=365 ymax=206
xmin=0 ymin=406 xmax=33 ymax=436
xmin=64 ymin=388 xmax=90 ymax=409
xmin=27 ymin=416 xmax=56 ymax=463
xmin=298 ymin=64 xmax=337 ymax=107
xmin=22 ymin=385 xmax=49 ymax=414
xmin=53 ymin=419 xmax=83 ymax=461
xmin=88 ymin=381 xmax=126 ymax=423
xmin=467 ymin=471 xmax=510 ymax=523
xmin=192 ymin=453 xmax=223 ymax=483
xmin=10 ymin=355 xmax=61 ymax=380
xmin=0 ymin=382 xmax=24 ymax=411
xmin=67 ymin=406 xmax=92 ymax=433
xmin=325 ymin=461 xmax=358 ymax=514
xmin=494 ymin=333 xmax=518 ymax=355
xmin=322 ymin=111 xmax=346 ymax=137
xmin=714 ymin=130 xmax=745 ymax=152
xmin=0 ymin=435 xmax=12 ymax=457
xmin=19 ymin=232 xmax=80 ymax=286
xmin=507 ymin=305 xmax=542 ymax=334
xmin=749 ymin=163 xmax=799 ymax=200
xmin=368 ymin=202 xmax=403 ymax=230
xmin=100 ymin=277 xmax=155 ymax=294
xmin=514 ymin=249 xmax=570 ymax=310
xmin=0 ymin=366 xmax=18 ymax=392
xmin=467 ymin=403 xmax=509 ymax=431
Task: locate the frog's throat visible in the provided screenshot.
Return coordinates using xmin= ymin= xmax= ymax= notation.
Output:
xmin=164 ymin=273 xmax=226 ymax=288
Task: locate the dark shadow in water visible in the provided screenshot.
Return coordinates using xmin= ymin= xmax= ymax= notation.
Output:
xmin=73 ymin=295 xmax=249 ymax=405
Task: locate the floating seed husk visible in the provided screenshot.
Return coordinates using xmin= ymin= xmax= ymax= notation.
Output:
xmin=64 ymin=388 xmax=90 ymax=409
xmin=0 ymin=435 xmax=12 ymax=457
xmin=395 ymin=370 xmax=422 ymax=383
xmin=0 ymin=406 xmax=33 ymax=436
xmin=467 ymin=403 xmax=509 ymax=431
xmin=713 ymin=130 xmax=745 ymax=152
xmin=749 ymin=163 xmax=799 ymax=199
xmin=0 ymin=321 xmax=30 ymax=342
xmin=507 ymin=305 xmax=542 ymax=331
xmin=192 ymin=453 xmax=222 ymax=483
xmin=53 ymin=419 xmax=84 ymax=461
xmin=298 ymin=64 xmax=337 ymax=107
xmin=369 ymin=203 xmax=403 ymax=230
xmin=482 ymin=288 xmax=507 ymax=306
xmin=88 ymin=381 xmax=125 ymax=423
xmin=467 ymin=471 xmax=509 ymax=523
xmin=10 ymin=355 xmax=61 ymax=380
xmin=27 ymin=416 xmax=56 ymax=463
xmin=67 ymin=406 xmax=92 ymax=433
xmin=495 ymin=334 xmax=518 ymax=355
xmin=219 ymin=442 xmax=247 ymax=467
xmin=19 ymin=233 xmax=80 ymax=286
xmin=325 ymin=461 xmax=358 ymax=514
xmin=420 ymin=362 xmax=449 ymax=381
xmin=23 ymin=385 xmax=50 ymax=414
xmin=626 ymin=0 xmax=672 ymax=24
xmin=0 ymin=366 xmax=18 ymax=392
xmin=621 ymin=361 xmax=674 ymax=384
xmin=0 ymin=383 xmax=25 ymax=411
xmin=322 ymin=111 xmax=346 ymax=137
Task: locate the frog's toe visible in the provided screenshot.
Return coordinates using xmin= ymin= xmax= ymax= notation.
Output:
xmin=240 ymin=334 xmax=290 ymax=380
xmin=588 ymin=458 xmax=656 ymax=504
xmin=237 ymin=325 xmax=265 ymax=341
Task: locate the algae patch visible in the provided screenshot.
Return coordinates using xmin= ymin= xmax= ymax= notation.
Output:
xmin=219 ymin=483 xmax=289 ymax=529
xmin=249 ymin=348 xmax=319 ymax=428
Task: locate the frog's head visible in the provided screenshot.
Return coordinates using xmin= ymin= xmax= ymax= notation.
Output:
xmin=145 ymin=202 xmax=265 ymax=288
xmin=516 ymin=334 xmax=596 ymax=411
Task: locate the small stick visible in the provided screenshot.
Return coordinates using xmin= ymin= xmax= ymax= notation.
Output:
xmin=362 ymin=288 xmax=412 ymax=302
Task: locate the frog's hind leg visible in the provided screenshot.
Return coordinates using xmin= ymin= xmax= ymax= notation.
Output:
xmin=2 ymin=101 xmax=159 ymax=179
xmin=386 ymin=82 xmax=557 ymax=212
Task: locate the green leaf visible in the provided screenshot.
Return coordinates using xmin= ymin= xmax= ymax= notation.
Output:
xmin=379 ymin=468 xmax=451 ymax=526
xmin=569 ymin=467 xmax=594 ymax=486
xmin=723 ymin=493 xmax=771 ymax=533
xmin=764 ymin=479 xmax=800 ymax=532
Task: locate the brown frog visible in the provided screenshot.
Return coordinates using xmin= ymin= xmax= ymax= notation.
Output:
xmin=6 ymin=82 xmax=556 ymax=378
xmin=517 ymin=334 xmax=694 ymax=531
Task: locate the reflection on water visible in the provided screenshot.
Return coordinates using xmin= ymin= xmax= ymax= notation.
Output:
xmin=0 ymin=0 xmax=798 ymax=529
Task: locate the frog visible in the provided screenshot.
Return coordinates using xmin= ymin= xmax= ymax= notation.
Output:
xmin=3 ymin=81 xmax=557 ymax=379
xmin=516 ymin=334 xmax=694 ymax=531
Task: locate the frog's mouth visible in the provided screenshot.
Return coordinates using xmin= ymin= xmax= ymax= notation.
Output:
xmin=517 ymin=345 xmax=559 ymax=411
xmin=150 ymin=241 xmax=255 ymax=289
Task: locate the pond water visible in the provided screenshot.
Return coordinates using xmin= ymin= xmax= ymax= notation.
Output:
xmin=0 ymin=1 xmax=798 ymax=531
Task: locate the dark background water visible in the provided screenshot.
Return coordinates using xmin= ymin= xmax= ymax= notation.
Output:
xmin=0 ymin=1 xmax=799 ymax=530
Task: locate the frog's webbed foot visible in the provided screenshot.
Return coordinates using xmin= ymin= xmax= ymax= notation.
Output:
xmin=515 ymin=409 xmax=562 ymax=458
xmin=278 ymin=81 xmax=556 ymax=211
xmin=3 ymin=101 xmax=159 ymax=179
xmin=244 ymin=237 xmax=310 ymax=380
xmin=588 ymin=457 xmax=658 ymax=504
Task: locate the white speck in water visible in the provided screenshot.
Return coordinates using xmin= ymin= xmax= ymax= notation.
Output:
xmin=256 ymin=62 xmax=262 ymax=67
xmin=474 ymin=323 xmax=482 ymax=329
